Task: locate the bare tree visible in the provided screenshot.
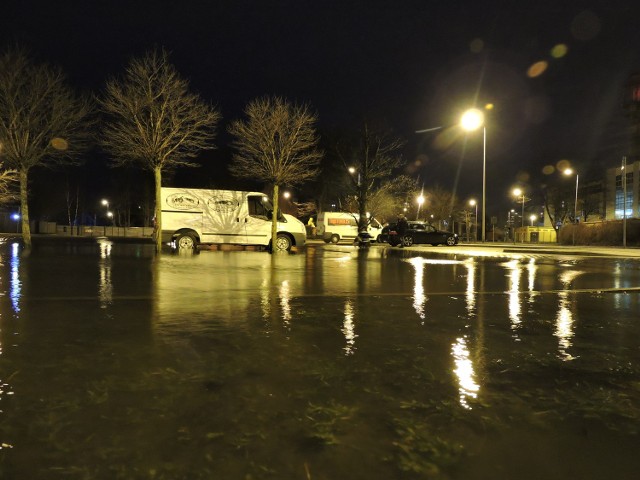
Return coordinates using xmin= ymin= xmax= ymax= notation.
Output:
xmin=0 ymin=46 xmax=93 ymax=248
xmin=336 ymin=123 xmax=406 ymax=230
xmin=342 ymin=174 xmax=418 ymax=224
xmin=0 ymin=162 xmax=19 ymax=205
xmin=423 ymin=185 xmax=459 ymax=228
xmin=228 ymin=96 xmax=322 ymax=251
xmin=99 ymin=48 xmax=221 ymax=251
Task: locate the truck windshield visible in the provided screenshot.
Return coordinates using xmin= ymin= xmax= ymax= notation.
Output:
xmin=248 ymin=195 xmax=285 ymax=221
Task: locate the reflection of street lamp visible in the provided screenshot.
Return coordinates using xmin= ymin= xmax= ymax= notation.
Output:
xmin=469 ymin=199 xmax=478 ymax=241
xmin=416 ymin=194 xmax=425 ymax=220
xmin=460 ymin=108 xmax=487 ymax=242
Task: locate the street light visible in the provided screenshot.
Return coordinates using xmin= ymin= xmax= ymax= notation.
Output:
xmin=563 ymin=168 xmax=579 ymax=223
xmin=469 ymin=199 xmax=478 ymax=242
xmin=563 ymin=168 xmax=579 ymax=246
xmin=416 ymin=194 xmax=425 ymax=220
xmin=460 ymin=108 xmax=486 ymax=242
xmin=513 ymin=188 xmax=526 ymax=243
xmin=529 ymin=214 xmax=537 ymax=226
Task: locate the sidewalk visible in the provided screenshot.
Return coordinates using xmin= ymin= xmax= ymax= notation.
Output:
xmin=307 ymin=238 xmax=640 ymax=258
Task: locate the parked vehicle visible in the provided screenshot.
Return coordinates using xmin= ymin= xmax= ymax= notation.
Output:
xmin=160 ymin=187 xmax=307 ymax=251
xmin=316 ymin=212 xmax=383 ymax=244
xmin=386 ymin=220 xmax=458 ymax=246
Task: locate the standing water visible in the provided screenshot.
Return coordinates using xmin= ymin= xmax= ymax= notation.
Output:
xmin=1 ymin=238 xmax=639 ymax=479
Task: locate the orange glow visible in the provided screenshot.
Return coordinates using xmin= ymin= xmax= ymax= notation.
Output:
xmin=50 ymin=137 xmax=68 ymax=150
xmin=557 ymin=159 xmax=571 ymax=171
xmin=527 ymin=61 xmax=548 ymax=78
xmin=542 ymin=165 xmax=556 ymax=175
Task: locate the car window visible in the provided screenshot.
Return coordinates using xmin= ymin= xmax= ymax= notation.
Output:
xmin=426 ymin=225 xmax=436 ymax=233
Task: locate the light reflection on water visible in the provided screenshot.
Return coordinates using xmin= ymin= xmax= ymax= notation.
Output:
xmin=1 ymin=241 xmax=640 ymax=479
xmin=10 ymin=242 xmax=20 ymax=314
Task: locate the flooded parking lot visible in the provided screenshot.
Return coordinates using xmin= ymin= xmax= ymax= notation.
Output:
xmin=1 ymin=238 xmax=639 ymax=479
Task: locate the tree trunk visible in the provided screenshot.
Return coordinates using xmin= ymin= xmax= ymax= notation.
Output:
xmin=154 ymin=166 xmax=162 ymax=253
xmin=271 ymin=184 xmax=280 ymax=253
xmin=20 ymin=168 xmax=32 ymax=249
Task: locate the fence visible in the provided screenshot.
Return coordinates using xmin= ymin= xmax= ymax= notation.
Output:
xmin=37 ymin=221 xmax=154 ymax=238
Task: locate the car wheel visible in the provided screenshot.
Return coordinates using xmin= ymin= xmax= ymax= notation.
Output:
xmin=330 ymin=234 xmax=340 ymax=244
xmin=274 ymin=233 xmax=292 ymax=251
xmin=175 ymin=233 xmax=196 ymax=249
xmin=446 ymin=235 xmax=456 ymax=246
xmin=403 ymin=235 xmax=413 ymax=246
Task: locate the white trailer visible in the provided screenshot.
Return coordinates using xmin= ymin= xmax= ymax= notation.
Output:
xmin=159 ymin=187 xmax=306 ymax=251
xmin=316 ymin=212 xmax=383 ymax=244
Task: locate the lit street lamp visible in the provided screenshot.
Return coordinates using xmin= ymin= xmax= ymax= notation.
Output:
xmin=563 ymin=168 xmax=579 ymax=246
xmin=416 ymin=194 xmax=425 ymax=220
xmin=460 ymin=109 xmax=486 ymax=242
xmin=563 ymin=168 xmax=579 ymax=223
xmin=529 ymin=214 xmax=537 ymax=226
xmin=469 ymin=199 xmax=478 ymax=241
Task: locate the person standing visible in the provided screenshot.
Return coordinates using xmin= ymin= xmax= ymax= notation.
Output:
xmin=396 ymin=213 xmax=408 ymax=247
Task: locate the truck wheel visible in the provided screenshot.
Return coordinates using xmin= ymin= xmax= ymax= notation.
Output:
xmin=274 ymin=233 xmax=292 ymax=252
xmin=330 ymin=234 xmax=340 ymax=244
xmin=175 ymin=233 xmax=196 ymax=249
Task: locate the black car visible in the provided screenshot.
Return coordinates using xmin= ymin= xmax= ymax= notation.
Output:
xmin=386 ymin=220 xmax=458 ymax=247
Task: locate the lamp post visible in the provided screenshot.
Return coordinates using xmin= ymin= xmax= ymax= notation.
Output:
xmin=622 ymin=156 xmax=627 ymax=248
xmin=460 ymin=109 xmax=486 ymax=242
xmin=469 ymin=199 xmax=478 ymax=241
xmin=416 ymin=194 xmax=425 ymax=220
xmin=512 ymin=188 xmax=525 ymax=243
xmin=563 ymin=168 xmax=579 ymax=246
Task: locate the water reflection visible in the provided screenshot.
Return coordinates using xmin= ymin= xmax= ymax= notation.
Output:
xmin=452 ymin=336 xmax=480 ymax=409
xmin=342 ymin=299 xmax=357 ymax=355
xmin=10 ymin=242 xmax=21 ymax=314
xmin=98 ymin=239 xmax=113 ymax=308
xmin=408 ymin=258 xmax=427 ymax=321
xmin=555 ymin=269 xmax=582 ymax=361
xmin=526 ymin=258 xmax=538 ymax=307
xmin=505 ymin=260 xmax=522 ymax=337
xmin=465 ymin=261 xmax=476 ymax=317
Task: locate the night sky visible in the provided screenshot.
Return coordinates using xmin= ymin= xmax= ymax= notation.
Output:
xmin=2 ymin=0 xmax=640 ymax=217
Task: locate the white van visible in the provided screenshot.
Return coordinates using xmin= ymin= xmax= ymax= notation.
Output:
xmin=160 ymin=187 xmax=306 ymax=251
xmin=316 ymin=212 xmax=383 ymax=244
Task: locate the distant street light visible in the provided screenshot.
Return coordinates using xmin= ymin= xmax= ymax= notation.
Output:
xmin=460 ymin=108 xmax=487 ymax=242
xmin=529 ymin=214 xmax=537 ymax=226
xmin=283 ymin=191 xmax=291 ymax=199
xmin=469 ymin=199 xmax=478 ymax=241
xmin=513 ymin=188 xmax=526 ymax=243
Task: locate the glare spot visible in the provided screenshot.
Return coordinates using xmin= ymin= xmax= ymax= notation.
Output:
xmin=550 ymin=43 xmax=568 ymax=58
xmin=527 ymin=61 xmax=548 ymax=78
xmin=571 ymin=10 xmax=601 ymax=41
xmin=542 ymin=165 xmax=556 ymax=175
xmin=469 ymin=38 xmax=484 ymax=53
xmin=484 ymin=103 xmax=494 ymax=110
xmin=557 ymin=159 xmax=571 ymax=172
xmin=50 ymin=137 xmax=68 ymax=150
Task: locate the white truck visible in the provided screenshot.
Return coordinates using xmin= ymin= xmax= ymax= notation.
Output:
xmin=316 ymin=211 xmax=383 ymax=244
xmin=159 ymin=187 xmax=307 ymax=251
